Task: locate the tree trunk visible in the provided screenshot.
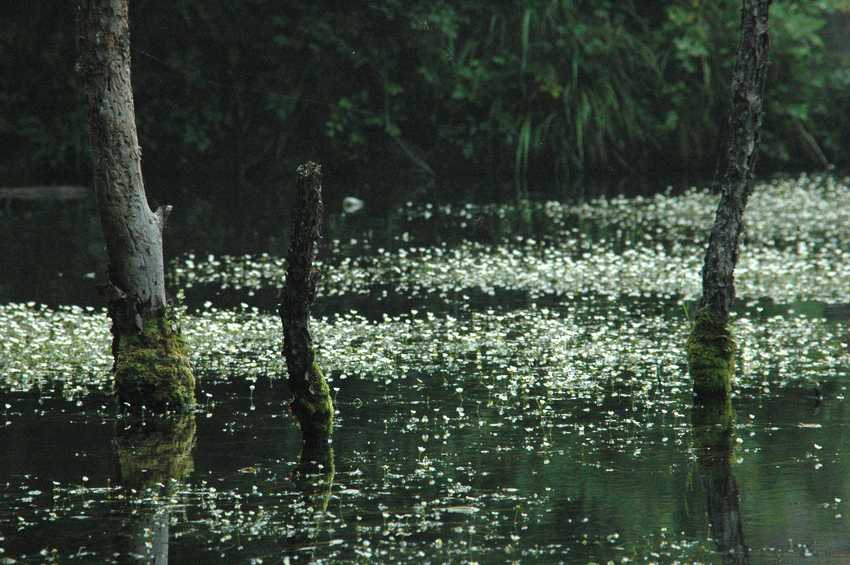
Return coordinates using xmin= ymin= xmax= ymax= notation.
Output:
xmin=689 ymin=0 xmax=772 ymax=399
xmin=78 ymin=0 xmax=194 ymax=411
xmin=280 ymin=162 xmax=334 ymax=441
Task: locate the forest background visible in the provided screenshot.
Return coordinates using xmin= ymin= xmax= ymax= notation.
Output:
xmin=3 ymin=0 xmax=849 ymax=209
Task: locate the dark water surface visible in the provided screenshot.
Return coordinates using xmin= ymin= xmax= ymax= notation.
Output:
xmin=3 ymin=375 xmax=850 ymax=563
xmin=2 ymin=174 xmax=850 ymax=563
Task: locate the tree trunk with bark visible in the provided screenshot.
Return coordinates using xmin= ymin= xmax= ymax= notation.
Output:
xmin=78 ymin=0 xmax=195 ymax=411
xmin=688 ymin=0 xmax=772 ymax=399
xmin=280 ymin=162 xmax=334 ymax=441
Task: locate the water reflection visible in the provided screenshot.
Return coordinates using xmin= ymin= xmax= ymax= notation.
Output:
xmin=280 ymin=437 xmax=335 ymax=560
xmin=292 ymin=438 xmax=335 ymax=511
xmin=113 ymin=414 xmax=196 ymax=564
xmin=692 ymin=400 xmax=749 ymax=565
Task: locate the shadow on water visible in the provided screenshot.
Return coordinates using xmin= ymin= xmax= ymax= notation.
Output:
xmin=691 ymin=399 xmax=749 ymax=565
xmin=113 ymin=414 xmax=196 ymax=564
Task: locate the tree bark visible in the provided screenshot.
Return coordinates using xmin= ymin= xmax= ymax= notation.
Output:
xmin=280 ymin=162 xmax=334 ymax=441
xmin=689 ymin=0 xmax=772 ymax=399
xmin=78 ymin=0 xmax=194 ymax=411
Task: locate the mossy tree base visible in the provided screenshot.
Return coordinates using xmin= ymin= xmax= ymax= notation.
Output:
xmin=687 ymin=309 xmax=736 ymax=401
xmin=114 ymin=309 xmax=196 ymax=413
xmin=289 ymin=361 xmax=334 ymax=440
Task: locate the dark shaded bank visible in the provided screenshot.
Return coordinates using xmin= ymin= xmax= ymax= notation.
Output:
xmin=3 ymin=2 xmax=848 ymax=203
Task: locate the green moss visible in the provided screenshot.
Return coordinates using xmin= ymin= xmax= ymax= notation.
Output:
xmin=114 ymin=309 xmax=196 ymax=413
xmin=687 ymin=309 xmax=736 ymax=400
xmin=289 ymin=360 xmax=334 ymax=440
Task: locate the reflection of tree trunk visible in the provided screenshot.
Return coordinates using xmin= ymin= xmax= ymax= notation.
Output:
xmin=113 ymin=414 xmax=197 ymax=563
xmin=692 ymin=401 xmax=749 ymax=565
xmin=128 ymin=508 xmax=169 ymax=565
xmin=78 ymin=0 xmax=195 ymax=412
xmin=293 ymin=440 xmax=335 ymax=513
xmin=280 ymin=163 xmax=334 ymax=441
xmin=115 ymin=415 xmax=196 ymax=488
xmin=689 ymin=0 xmax=772 ymax=400
xmin=152 ymin=510 xmax=170 ymax=565
xmin=282 ymin=440 xmax=335 ymax=558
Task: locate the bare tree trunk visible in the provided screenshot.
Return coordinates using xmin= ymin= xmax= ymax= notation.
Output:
xmin=280 ymin=162 xmax=334 ymax=442
xmin=689 ymin=0 xmax=772 ymax=399
xmin=78 ymin=0 xmax=194 ymax=411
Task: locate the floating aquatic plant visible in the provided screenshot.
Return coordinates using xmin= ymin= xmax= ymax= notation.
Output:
xmin=169 ymin=176 xmax=850 ymax=305
xmin=1 ymin=300 xmax=844 ymax=403
xmin=3 ymin=173 xmax=850 ymax=563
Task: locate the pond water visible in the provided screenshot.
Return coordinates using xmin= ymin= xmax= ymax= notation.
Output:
xmin=2 ymin=174 xmax=850 ymax=563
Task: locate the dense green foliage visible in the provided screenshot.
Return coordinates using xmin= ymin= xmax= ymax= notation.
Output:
xmin=2 ymin=1 xmax=848 ymax=198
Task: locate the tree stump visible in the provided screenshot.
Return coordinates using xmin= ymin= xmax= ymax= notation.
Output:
xmin=280 ymin=162 xmax=334 ymax=441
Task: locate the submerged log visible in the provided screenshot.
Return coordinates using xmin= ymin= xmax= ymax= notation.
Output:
xmin=280 ymin=162 xmax=334 ymax=441
xmin=689 ymin=0 xmax=772 ymax=399
xmin=78 ymin=0 xmax=194 ymax=412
